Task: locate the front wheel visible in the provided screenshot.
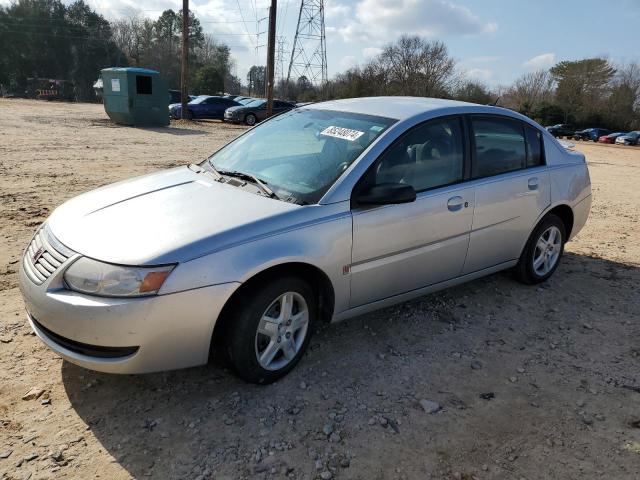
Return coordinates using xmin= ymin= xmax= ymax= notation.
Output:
xmin=514 ymin=214 xmax=566 ymax=284
xmin=245 ymin=113 xmax=257 ymax=126
xmin=227 ymin=277 xmax=316 ymax=383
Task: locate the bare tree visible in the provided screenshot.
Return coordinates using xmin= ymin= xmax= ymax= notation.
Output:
xmin=606 ymin=62 xmax=640 ymax=130
xmin=502 ymin=70 xmax=554 ymax=115
xmin=375 ymin=35 xmax=456 ymax=97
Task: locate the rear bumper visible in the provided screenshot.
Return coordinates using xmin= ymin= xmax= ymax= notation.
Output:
xmin=19 ymin=263 xmax=239 ymax=374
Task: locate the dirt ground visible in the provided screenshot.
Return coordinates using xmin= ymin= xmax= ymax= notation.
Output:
xmin=1 ymin=99 xmax=639 ymax=480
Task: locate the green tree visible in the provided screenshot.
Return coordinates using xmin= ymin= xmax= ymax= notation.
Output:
xmin=194 ymin=64 xmax=225 ymax=94
xmin=0 ymin=0 xmax=124 ymax=99
xmin=550 ymin=58 xmax=615 ymax=123
xmin=247 ymin=65 xmax=266 ymax=96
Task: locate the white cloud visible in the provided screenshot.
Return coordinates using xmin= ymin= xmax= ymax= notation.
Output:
xmin=336 ymin=0 xmax=497 ymax=42
xmin=340 ymin=55 xmax=359 ymax=69
xmin=523 ymin=53 xmax=556 ymax=69
xmin=362 ymin=47 xmax=383 ymax=58
xmin=466 ymin=55 xmax=501 ymax=64
xmin=325 ymin=0 xmax=352 ymax=19
xmin=465 ymin=68 xmax=493 ymax=81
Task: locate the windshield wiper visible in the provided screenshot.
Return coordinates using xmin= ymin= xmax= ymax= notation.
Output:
xmin=215 ymin=169 xmax=279 ymax=200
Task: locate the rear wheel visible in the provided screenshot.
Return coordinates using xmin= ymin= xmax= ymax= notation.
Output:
xmin=245 ymin=113 xmax=257 ymax=126
xmin=227 ymin=277 xmax=316 ymax=383
xmin=514 ymin=214 xmax=566 ymax=284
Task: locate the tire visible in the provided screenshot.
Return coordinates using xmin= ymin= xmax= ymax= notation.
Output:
xmin=226 ymin=276 xmax=316 ymax=384
xmin=245 ymin=113 xmax=257 ymax=126
xmin=514 ymin=214 xmax=566 ymax=285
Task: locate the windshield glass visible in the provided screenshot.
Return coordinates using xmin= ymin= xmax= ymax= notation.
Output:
xmin=239 ymin=98 xmax=254 ymax=105
xmin=190 ymin=96 xmax=210 ymax=105
xmin=207 ymin=108 xmax=396 ymax=204
xmin=244 ymin=99 xmax=266 ymax=108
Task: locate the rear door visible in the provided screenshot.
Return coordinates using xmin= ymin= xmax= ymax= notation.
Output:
xmin=350 ymin=116 xmax=474 ymax=307
xmin=462 ymin=116 xmax=550 ymax=274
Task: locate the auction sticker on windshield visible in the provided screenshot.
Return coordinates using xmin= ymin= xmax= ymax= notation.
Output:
xmin=320 ymin=126 xmax=365 ymax=141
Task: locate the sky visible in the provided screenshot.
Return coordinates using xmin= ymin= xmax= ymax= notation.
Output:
xmin=3 ymin=0 xmax=640 ymax=86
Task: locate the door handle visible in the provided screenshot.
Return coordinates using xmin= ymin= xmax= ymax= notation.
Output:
xmin=447 ymin=196 xmax=464 ymax=212
xmin=528 ymin=177 xmax=539 ymax=190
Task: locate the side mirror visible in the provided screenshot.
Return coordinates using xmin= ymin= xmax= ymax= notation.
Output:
xmin=356 ymin=183 xmax=416 ymax=206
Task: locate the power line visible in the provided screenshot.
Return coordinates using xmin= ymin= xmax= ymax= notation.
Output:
xmin=235 ymin=0 xmax=256 ymax=49
xmin=277 ymin=0 xmax=290 ymax=36
xmin=1 ymin=28 xmax=248 ymax=48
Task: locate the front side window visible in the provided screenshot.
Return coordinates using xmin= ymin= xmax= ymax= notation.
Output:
xmin=472 ymin=116 xmax=526 ymax=177
xmin=372 ymin=117 xmax=464 ymax=192
xmin=207 ymin=109 xmax=396 ymax=204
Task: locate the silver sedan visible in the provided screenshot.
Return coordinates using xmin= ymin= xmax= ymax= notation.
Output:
xmin=19 ymin=97 xmax=592 ymax=383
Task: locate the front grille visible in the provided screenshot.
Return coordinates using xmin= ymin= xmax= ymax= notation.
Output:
xmin=32 ymin=316 xmax=139 ymax=359
xmin=23 ymin=226 xmax=70 ymax=285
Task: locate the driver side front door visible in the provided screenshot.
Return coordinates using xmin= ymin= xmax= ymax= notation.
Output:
xmin=349 ymin=116 xmax=474 ymax=307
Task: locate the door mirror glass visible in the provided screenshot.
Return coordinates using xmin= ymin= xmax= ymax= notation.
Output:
xmin=356 ymin=183 xmax=416 ymax=205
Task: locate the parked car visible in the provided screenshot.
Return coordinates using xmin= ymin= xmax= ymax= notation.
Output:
xmin=615 ymin=131 xmax=640 ymax=146
xmin=170 ymin=95 xmax=241 ymax=120
xmin=573 ymin=128 xmax=610 ymax=142
xmin=168 ymin=95 xmax=198 ymax=111
xmin=598 ymin=132 xmax=626 ymax=144
xmin=546 ymin=124 xmax=575 ymax=138
xmin=18 ymin=97 xmax=592 ymax=383
xmin=169 ymin=90 xmax=198 ymax=107
xmin=224 ymin=99 xmax=296 ymax=125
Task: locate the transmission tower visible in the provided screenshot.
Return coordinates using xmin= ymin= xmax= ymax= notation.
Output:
xmin=275 ymin=36 xmax=288 ymax=83
xmin=286 ymin=0 xmax=328 ymax=89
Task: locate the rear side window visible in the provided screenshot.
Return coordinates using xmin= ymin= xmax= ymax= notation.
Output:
xmin=524 ymin=126 xmax=544 ymax=167
xmin=472 ymin=117 xmax=526 ymax=177
xmin=136 ymin=75 xmax=152 ymax=95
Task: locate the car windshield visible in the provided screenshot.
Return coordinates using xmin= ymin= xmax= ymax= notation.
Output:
xmin=245 ymin=99 xmax=266 ymax=108
xmin=239 ymin=98 xmax=254 ymax=105
xmin=190 ymin=96 xmax=211 ymax=105
xmin=206 ymin=108 xmax=396 ymax=204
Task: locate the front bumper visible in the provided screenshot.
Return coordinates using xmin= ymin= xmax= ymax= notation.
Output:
xmin=19 ymin=258 xmax=239 ymax=374
xmin=224 ymin=111 xmax=239 ymax=122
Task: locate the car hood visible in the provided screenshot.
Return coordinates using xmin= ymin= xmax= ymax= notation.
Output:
xmin=226 ymin=105 xmax=246 ymax=113
xmin=47 ymin=166 xmax=300 ymax=265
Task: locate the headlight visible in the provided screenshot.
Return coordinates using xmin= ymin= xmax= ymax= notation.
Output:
xmin=64 ymin=257 xmax=175 ymax=297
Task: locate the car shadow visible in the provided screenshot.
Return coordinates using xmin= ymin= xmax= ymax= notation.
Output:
xmin=143 ymin=126 xmax=208 ymax=136
xmin=61 ymin=251 xmax=639 ymax=478
xmin=87 ymin=118 xmax=207 ymax=135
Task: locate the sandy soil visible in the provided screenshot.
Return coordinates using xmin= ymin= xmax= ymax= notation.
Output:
xmin=0 ymin=99 xmax=639 ymax=480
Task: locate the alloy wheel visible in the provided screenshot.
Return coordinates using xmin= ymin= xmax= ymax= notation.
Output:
xmin=533 ymin=225 xmax=562 ymax=276
xmin=254 ymin=292 xmax=309 ymax=371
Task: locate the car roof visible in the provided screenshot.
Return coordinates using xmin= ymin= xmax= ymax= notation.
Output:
xmin=303 ymin=96 xmax=499 ymax=120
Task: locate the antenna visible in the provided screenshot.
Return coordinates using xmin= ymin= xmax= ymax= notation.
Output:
xmin=286 ymin=0 xmax=327 ymax=94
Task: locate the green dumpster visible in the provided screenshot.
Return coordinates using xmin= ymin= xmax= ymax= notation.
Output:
xmin=101 ymin=68 xmax=169 ymax=126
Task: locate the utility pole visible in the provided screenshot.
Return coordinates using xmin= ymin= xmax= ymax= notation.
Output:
xmin=265 ymin=0 xmax=277 ymax=117
xmin=180 ymin=0 xmax=190 ymax=119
